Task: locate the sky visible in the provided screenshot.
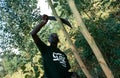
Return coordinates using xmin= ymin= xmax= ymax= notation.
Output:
xmin=37 ymin=0 xmax=52 ymax=15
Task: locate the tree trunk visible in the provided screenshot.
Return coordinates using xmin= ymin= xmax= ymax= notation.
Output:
xmin=67 ymin=0 xmax=114 ymax=78
xmin=47 ymin=0 xmax=92 ymax=78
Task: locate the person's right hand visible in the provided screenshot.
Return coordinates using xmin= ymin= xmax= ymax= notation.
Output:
xmin=42 ymin=14 xmax=48 ymax=22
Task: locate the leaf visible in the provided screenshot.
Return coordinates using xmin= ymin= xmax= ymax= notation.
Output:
xmin=21 ymin=65 xmax=26 ymax=71
xmin=53 ymin=3 xmax=58 ymax=8
xmin=53 ymin=0 xmax=58 ymax=2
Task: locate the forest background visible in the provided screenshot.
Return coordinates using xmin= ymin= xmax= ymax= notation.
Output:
xmin=0 ymin=0 xmax=120 ymax=78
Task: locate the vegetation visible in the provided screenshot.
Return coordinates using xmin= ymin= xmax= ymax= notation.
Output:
xmin=0 ymin=0 xmax=120 ymax=78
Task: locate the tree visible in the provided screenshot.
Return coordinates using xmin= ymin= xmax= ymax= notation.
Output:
xmin=51 ymin=0 xmax=120 ymax=77
xmin=0 ymin=0 xmax=39 ymax=77
xmin=67 ymin=0 xmax=114 ymax=78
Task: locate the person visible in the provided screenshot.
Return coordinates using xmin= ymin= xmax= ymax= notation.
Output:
xmin=30 ymin=14 xmax=79 ymax=78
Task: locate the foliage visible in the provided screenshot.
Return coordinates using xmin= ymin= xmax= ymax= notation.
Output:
xmin=0 ymin=0 xmax=40 ymax=77
xmin=53 ymin=0 xmax=120 ymax=77
xmin=0 ymin=0 xmax=120 ymax=78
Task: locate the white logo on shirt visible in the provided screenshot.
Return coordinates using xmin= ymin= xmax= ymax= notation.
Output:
xmin=52 ymin=52 xmax=66 ymax=67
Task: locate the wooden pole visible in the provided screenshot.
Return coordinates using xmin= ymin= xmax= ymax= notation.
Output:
xmin=67 ymin=0 xmax=114 ymax=78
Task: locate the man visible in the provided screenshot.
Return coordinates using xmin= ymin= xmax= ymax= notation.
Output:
xmin=30 ymin=14 xmax=74 ymax=78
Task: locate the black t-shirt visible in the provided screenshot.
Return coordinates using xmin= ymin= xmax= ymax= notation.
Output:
xmin=35 ymin=39 xmax=71 ymax=78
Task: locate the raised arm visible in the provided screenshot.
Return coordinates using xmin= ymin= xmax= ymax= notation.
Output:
xmin=30 ymin=14 xmax=48 ymax=51
xmin=30 ymin=14 xmax=48 ymax=36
